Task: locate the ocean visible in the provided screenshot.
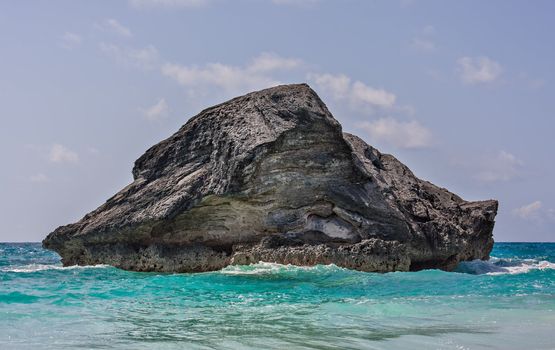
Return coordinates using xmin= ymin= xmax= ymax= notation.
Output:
xmin=1 ymin=242 xmax=554 ymax=349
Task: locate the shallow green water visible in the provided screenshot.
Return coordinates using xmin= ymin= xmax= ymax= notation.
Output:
xmin=1 ymin=243 xmax=554 ymax=349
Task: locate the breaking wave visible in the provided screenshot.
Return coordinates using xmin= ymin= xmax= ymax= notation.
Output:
xmin=221 ymin=259 xmax=555 ymax=277
xmin=456 ymin=257 xmax=555 ymax=275
xmin=218 ymin=262 xmax=347 ymax=275
xmin=1 ymin=264 xmax=111 ymax=273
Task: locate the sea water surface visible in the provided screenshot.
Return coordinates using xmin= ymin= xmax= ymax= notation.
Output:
xmin=1 ymin=243 xmax=554 ymax=349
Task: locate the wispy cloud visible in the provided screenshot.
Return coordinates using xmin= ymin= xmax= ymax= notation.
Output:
xmin=410 ymin=25 xmax=437 ymax=53
xmin=129 ymin=0 xmax=209 ymax=9
xmin=87 ymin=147 xmax=100 ymax=155
xmin=518 ymin=72 xmax=546 ymax=90
xmin=512 ymin=201 xmax=555 ymax=223
xmin=457 ymin=56 xmax=502 ymax=84
xmin=101 ymin=19 xmax=133 ymax=38
xmin=475 ymin=150 xmax=522 ymax=182
xmin=162 ymin=52 xmax=302 ymax=95
xmin=410 ymin=38 xmax=436 ymax=52
xmin=99 ymin=42 xmax=160 ymax=69
xmin=358 ymin=117 xmax=433 ymax=149
xmin=49 ymin=144 xmax=79 ymax=164
xmin=141 ymin=98 xmax=169 ymax=121
xmin=60 ymin=32 xmax=82 ymax=49
xmin=248 ymin=52 xmax=303 ymax=73
xmin=272 ymin=0 xmax=319 ymax=6
xmin=422 ymin=25 xmax=435 ymax=35
xmin=29 ymin=173 xmax=49 ymax=183
xmin=513 ymin=201 xmax=542 ymax=220
xmin=129 ymin=0 xmax=318 ymax=8
xmin=309 ymin=73 xmax=396 ymax=111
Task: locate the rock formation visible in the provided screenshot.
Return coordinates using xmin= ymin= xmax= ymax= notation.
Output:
xmin=43 ymin=84 xmax=498 ymax=273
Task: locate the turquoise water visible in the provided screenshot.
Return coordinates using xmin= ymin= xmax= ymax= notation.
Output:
xmin=1 ymin=243 xmax=554 ymax=349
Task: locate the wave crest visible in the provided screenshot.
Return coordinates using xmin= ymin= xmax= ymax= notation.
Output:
xmin=218 ymin=262 xmax=346 ymax=275
xmin=1 ymin=264 xmax=110 ymax=273
xmin=456 ymin=257 xmax=555 ymax=275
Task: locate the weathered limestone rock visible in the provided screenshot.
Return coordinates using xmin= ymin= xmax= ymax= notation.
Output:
xmin=43 ymin=84 xmax=498 ymax=272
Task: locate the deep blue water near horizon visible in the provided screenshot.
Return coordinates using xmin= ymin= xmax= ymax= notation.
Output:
xmin=1 ymin=243 xmax=554 ymax=349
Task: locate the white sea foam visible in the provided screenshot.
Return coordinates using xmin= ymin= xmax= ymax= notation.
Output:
xmin=218 ymin=262 xmax=344 ymax=275
xmin=2 ymin=264 xmax=110 ymax=273
xmin=456 ymin=257 xmax=555 ymax=275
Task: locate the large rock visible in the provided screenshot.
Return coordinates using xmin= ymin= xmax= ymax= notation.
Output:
xmin=43 ymin=84 xmax=498 ymax=272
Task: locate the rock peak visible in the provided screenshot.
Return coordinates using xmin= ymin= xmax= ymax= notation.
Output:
xmin=192 ymin=83 xmax=324 ymax=120
xmin=43 ymin=84 xmax=497 ymax=273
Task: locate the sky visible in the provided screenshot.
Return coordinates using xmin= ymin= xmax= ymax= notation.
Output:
xmin=1 ymin=0 xmax=554 ymax=242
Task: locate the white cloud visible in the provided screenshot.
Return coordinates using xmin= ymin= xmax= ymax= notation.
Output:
xmin=411 ymin=38 xmax=436 ymax=52
xmin=310 ymin=73 xmax=396 ymax=111
xmin=310 ymin=73 xmax=350 ymax=98
xmin=102 ymin=19 xmax=133 ymax=38
xmin=272 ymin=0 xmax=319 ymax=5
xmin=410 ymin=25 xmax=437 ymax=53
xmin=60 ymin=32 xmax=82 ymax=49
xmin=248 ymin=52 xmax=303 ymax=73
xmin=422 ymin=25 xmax=435 ymax=35
xmin=87 ymin=147 xmax=100 ymax=155
xmin=426 ymin=69 xmax=444 ymax=81
xmin=141 ymin=98 xmax=169 ymax=121
xmin=513 ymin=201 xmax=555 ymax=222
xmin=99 ymin=42 xmax=160 ymax=69
xmin=475 ymin=150 xmax=522 ymax=182
xmin=129 ymin=0 xmax=209 ymax=8
xmin=29 ymin=173 xmax=49 ymax=183
xmin=351 ymin=81 xmax=397 ymax=108
xmin=129 ymin=0 xmax=319 ymax=8
xmin=457 ymin=56 xmax=502 ymax=84
xmin=527 ymin=78 xmax=545 ymax=89
xmin=162 ymin=63 xmax=278 ymax=94
xmin=518 ymin=72 xmax=546 ymax=90
xmin=49 ymin=144 xmax=79 ymax=164
xmin=513 ymin=201 xmax=543 ymax=220
xmin=358 ymin=117 xmax=433 ymax=149
xmin=162 ymin=52 xmax=301 ymax=95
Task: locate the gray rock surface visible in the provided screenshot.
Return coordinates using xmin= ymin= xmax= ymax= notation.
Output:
xmin=43 ymin=83 xmax=498 ymax=272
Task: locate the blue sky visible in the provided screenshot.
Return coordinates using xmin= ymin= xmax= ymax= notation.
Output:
xmin=1 ymin=0 xmax=554 ymax=242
